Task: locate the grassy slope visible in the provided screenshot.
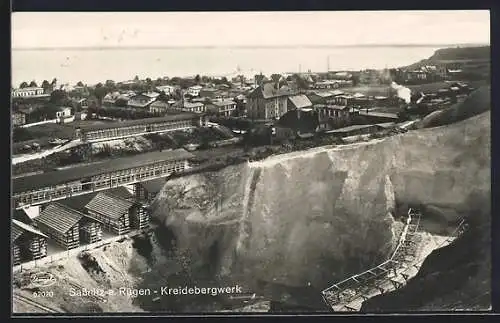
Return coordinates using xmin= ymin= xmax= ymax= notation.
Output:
xmin=417 ymin=85 xmax=491 ymax=129
xmin=405 ymin=46 xmax=490 ymax=69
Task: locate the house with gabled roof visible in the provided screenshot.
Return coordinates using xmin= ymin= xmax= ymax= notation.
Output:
xmin=85 ymin=191 xmax=149 ymax=234
xmin=35 ymin=203 xmax=102 ymax=250
xmin=246 ymin=82 xmax=298 ymax=120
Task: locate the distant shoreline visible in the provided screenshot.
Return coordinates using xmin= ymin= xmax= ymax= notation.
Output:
xmin=12 ymin=43 xmax=489 ymax=51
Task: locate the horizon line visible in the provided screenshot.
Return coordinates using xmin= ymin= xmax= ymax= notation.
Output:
xmin=12 ymin=43 xmax=490 ymax=51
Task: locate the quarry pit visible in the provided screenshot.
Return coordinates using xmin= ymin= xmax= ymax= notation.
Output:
xmin=12 ymin=109 xmax=491 ymax=313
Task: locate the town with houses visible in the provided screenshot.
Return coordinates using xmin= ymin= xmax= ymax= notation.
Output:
xmin=10 ymin=46 xmax=490 ymax=308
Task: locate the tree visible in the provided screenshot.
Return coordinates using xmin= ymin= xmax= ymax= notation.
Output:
xmin=115 ymin=98 xmax=128 ymax=107
xmin=170 ymin=77 xmax=181 ymax=85
xmin=194 ymin=74 xmax=201 ymax=84
xmin=94 ymin=83 xmax=108 ymax=107
xmin=351 ymin=74 xmax=361 ymax=86
xmin=155 ymin=78 xmax=163 ymax=86
xmin=172 ymin=88 xmax=182 ymax=100
xmin=41 ymin=80 xmax=50 ymax=89
xmin=19 ymin=82 xmax=29 ymax=89
xmin=76 ymin=81 xmax=84 ymax=87
xmin=134 ymin=75 xmax=140 ymax=82
xmin=158 ymin=91 xmax=169 ymax=102
xmin=292 ymin=74 xmax=309 ymax=90
xmin=179 ymin=78 xmax=195 ymax=89
xmin=51 ymin=78 xmax=57 ymax=86
xmin=254 ymin=74 xmax=265 ymax=86
xmin=29 ymin=81 xmax=38 ymax=87
xmin=270 ymin=74 xmax=282 ymax=84
xmin=50 ymin=89 xmax=68 ymax=104
xmin=105 ymin=80 xmax=116 ymax=90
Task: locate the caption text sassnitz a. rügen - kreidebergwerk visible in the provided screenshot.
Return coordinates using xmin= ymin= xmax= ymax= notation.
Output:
xmin=68 ymin=285 xmax=244 ymax=298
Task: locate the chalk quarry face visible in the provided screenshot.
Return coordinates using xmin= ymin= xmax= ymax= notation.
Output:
xmin=152 ymin=111 xmax=490 ymax=306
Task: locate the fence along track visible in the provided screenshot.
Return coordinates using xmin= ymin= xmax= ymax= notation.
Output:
xmin=321 ymin=209 xmax=467 ymax=311
xmin=13 ymin=293 xmax=62 ymax=313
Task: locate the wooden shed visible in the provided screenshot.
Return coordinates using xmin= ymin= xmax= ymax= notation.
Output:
xmin=12 ymin=219 xmax=48 ymax=265
xmin=35 ymin=203 xmax=102 ymax=250
xmin=85 ymin=192 xmax=131 ymax=235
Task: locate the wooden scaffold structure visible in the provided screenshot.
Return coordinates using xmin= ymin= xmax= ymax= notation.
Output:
xmin=321 ymin=208 xmax=469 ymax=311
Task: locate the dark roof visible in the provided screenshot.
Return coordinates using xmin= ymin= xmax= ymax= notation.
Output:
xmin=78 ymin=113 xmax=198 ymax=131
xmin=140 ymin=178 xmax=166 ymax=194
xmin=358 ymin=111 xmax=399 ymax=119
xmin=12 ymin=219 xmax=48 ymax=242
xmin=13 ymin=149 xmax=195 ymax=193
xmin=326 ymin=124 xmax=378 ymax=134
xmin=35 ymin=203 xmax=84 ymax=234
xmin=57 ymin=187 xmax=133 ymax=210
xmin=58 ymin=193 xmax=97 ymax=210
xmin=248 ymin=82 xmax=295 ymax=99
xmin=108 ymin=186 xmax=134 ymax=200
xmin=85 ymin=192 xmax=135 ymax=220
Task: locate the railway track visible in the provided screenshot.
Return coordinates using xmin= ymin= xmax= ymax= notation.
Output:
xmin=322 ymin=210 xmax=468 ymax=311
xmin=13 ymin=293 xmax=62 ymax=313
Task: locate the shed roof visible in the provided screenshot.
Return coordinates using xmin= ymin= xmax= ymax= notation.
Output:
xmin=358 ymin=111 xmax=399 ymax=119
xmin=13 ymin=149 xmax=195 ymax=193
xmin=58 ymin=187 xmax=133 ymax=210
xmin=14 ymin=87 xmax=44 ymax=91
xmin=58 ymin=193 xmax=97 ymax=210
xmin=326 ymin=124 xmax=377 ymax=134
xmin=78 ymin=112 xmax=198 ymax=131
xmin=288 ymin=95 xmax=312 ymax=109
xmin=12 ymin=219 xmax=48 ymax=242
xmin=376 ymin=122 xmax=397 ymax=129
xmin=85 ymin=192 xmax=135 ymax=220
xmin=35 ymin=203 xmax=84 ymax=234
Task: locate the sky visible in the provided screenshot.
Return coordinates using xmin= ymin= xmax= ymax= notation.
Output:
xmin=12 ymin=11 xmax=490 ymax=49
